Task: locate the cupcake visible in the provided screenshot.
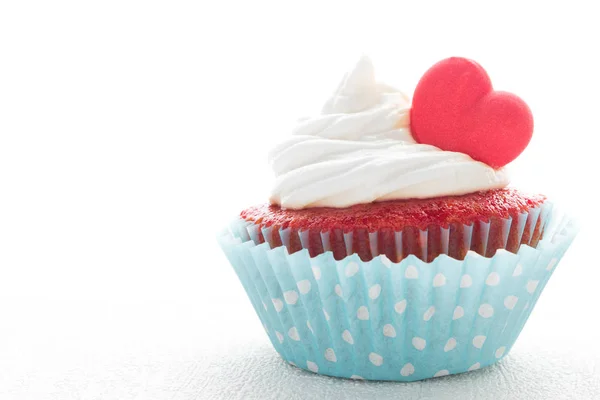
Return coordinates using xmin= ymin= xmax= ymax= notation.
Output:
xmin=218 ymin=56 xmax=578 ymax=381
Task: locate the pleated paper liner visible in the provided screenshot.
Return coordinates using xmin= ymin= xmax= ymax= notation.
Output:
xmin=218 ymin=202 xmax=578 ymax=381
xmin=243 ymin=202 xmax=550 ymax=263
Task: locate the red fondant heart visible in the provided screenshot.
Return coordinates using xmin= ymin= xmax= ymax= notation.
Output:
xmin=410 ymin=57 xmax=533 ymax=168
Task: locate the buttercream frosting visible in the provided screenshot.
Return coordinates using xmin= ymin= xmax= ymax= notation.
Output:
xmin=269 ymin=56 xmax=509 ymax=209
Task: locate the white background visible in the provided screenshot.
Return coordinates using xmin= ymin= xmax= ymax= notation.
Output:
xmin=0 ymin=1 xmax=599 ymax=399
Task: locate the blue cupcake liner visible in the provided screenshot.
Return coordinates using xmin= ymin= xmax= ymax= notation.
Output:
xmin=217 ymin=202 xmax=578 ymax=381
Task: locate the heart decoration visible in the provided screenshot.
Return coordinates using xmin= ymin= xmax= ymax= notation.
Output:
xmin=410 ymin=57 xmax=533 ymax=168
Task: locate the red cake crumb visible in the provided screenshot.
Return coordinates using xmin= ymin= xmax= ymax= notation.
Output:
xmin=240 ymin=188 xmax=547 ymax=262
xmin=242 ymin=189 xmax=545 ymax=231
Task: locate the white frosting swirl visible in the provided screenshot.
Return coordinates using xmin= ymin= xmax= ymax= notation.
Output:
xmin=269 ymin=56 xmax=509 ymax=209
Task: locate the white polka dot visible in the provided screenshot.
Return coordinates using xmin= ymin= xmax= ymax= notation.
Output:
xmin=412 ymin=337 xmax=426 ymax=351
xmin=453 ymin=306 xmax=465 ymax=320
xmin=383 ymin=324 xmax=396 ymax=338
xmin=288 ymin=327 xmax=300 ymax=341
xmin=547 ymin=258 xmax=558 ymax=271
xmin=369 ymin=352 xmax=383 ymax=366
xmin=297 ymin=280 xmax=311 ymax=294
xmin=444 ymin=337 xmax=457 ymax=352
xmin=307 ymin=361 xmax=319 ymax=372
xmin=357 ymin=306 xmax=370 ymax=320
xmin=524 ymin=302 xmax=530 ymax=310
xmin=381 ymin=257 xmax=392 ymax=269
xmin=472 ymin=335 xmax=486 ymax=349
xmin=394 ymin=299 xmax=407 ymax=314
xmin=504 ymin=295 xmax=518 ymax=310
xmin=346 ymin=262 xmax=359 ymax=277
xmin=400 ymin=363 xmax=415 ymax=377
xmin=368 ymin=284 xmax=382 ymax=300
xmin=272 ymin=298 xmax=284 ymax=312
xmin=478 ymin=304 xmax=494 ymax=318
xmin=334 ymin=284 xmax=343 ymax=297
xmin=433 ymin=273 xmax=447 ymax=287
xmin=276 ymin=331 xmax=284 ymax=343
xmin=405 ymin=265 xmax=419 ymax=279
xmin=284 ymin=290 xmax=299 ymax=305
xmin=306 ymin=321 xmax=313 ymax=334
xmin=468 ymin=362 xmax=481 ymax=371
xmin=526 ymin=280 xmax=539 ymax=294
xmin=513 ymin=263 xmax=523 ymax=277
xmin=342 ymin=330 xmax=354 ymax=344
xmin=324 ymin=348 xmax=337 ymax=362
xmin=486 ymin=272 xmax=500 ymax=286
xmin=423 ymin=306 xmax=436 ymax=321
xmin=323 ymin=308 xmax=330 ymax=321
xmin=312 ymin=266 xmax=322 ymax=280
xmin=434 ymin=370 xmax=449 ymax=377
xmin=460 ymin=274 xmax=473 ymax=288
xmin=263 ymin=302 xmax=267 ymax=311
xmin=350 ymin=375 xmax=364 ymax=380
xmin=495 ymin=346 xmax=506 ymax=358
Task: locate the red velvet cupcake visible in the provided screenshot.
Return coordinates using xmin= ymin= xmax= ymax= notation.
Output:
xmin=218 ymin=56 xmax=577 ymax=382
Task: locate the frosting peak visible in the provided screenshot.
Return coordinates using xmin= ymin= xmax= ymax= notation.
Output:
xmin=269 ymin=57 xmax=509 ymax=209
xmin=321 ymin=55 xmax=379 ymax=114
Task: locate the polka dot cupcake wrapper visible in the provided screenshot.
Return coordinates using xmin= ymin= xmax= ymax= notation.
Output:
xmin=217 ymin=205 xmax=577 ymax=381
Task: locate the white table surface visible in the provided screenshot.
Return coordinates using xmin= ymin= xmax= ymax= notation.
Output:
xmin=1 ymin=227 xmax=598 ymax=400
